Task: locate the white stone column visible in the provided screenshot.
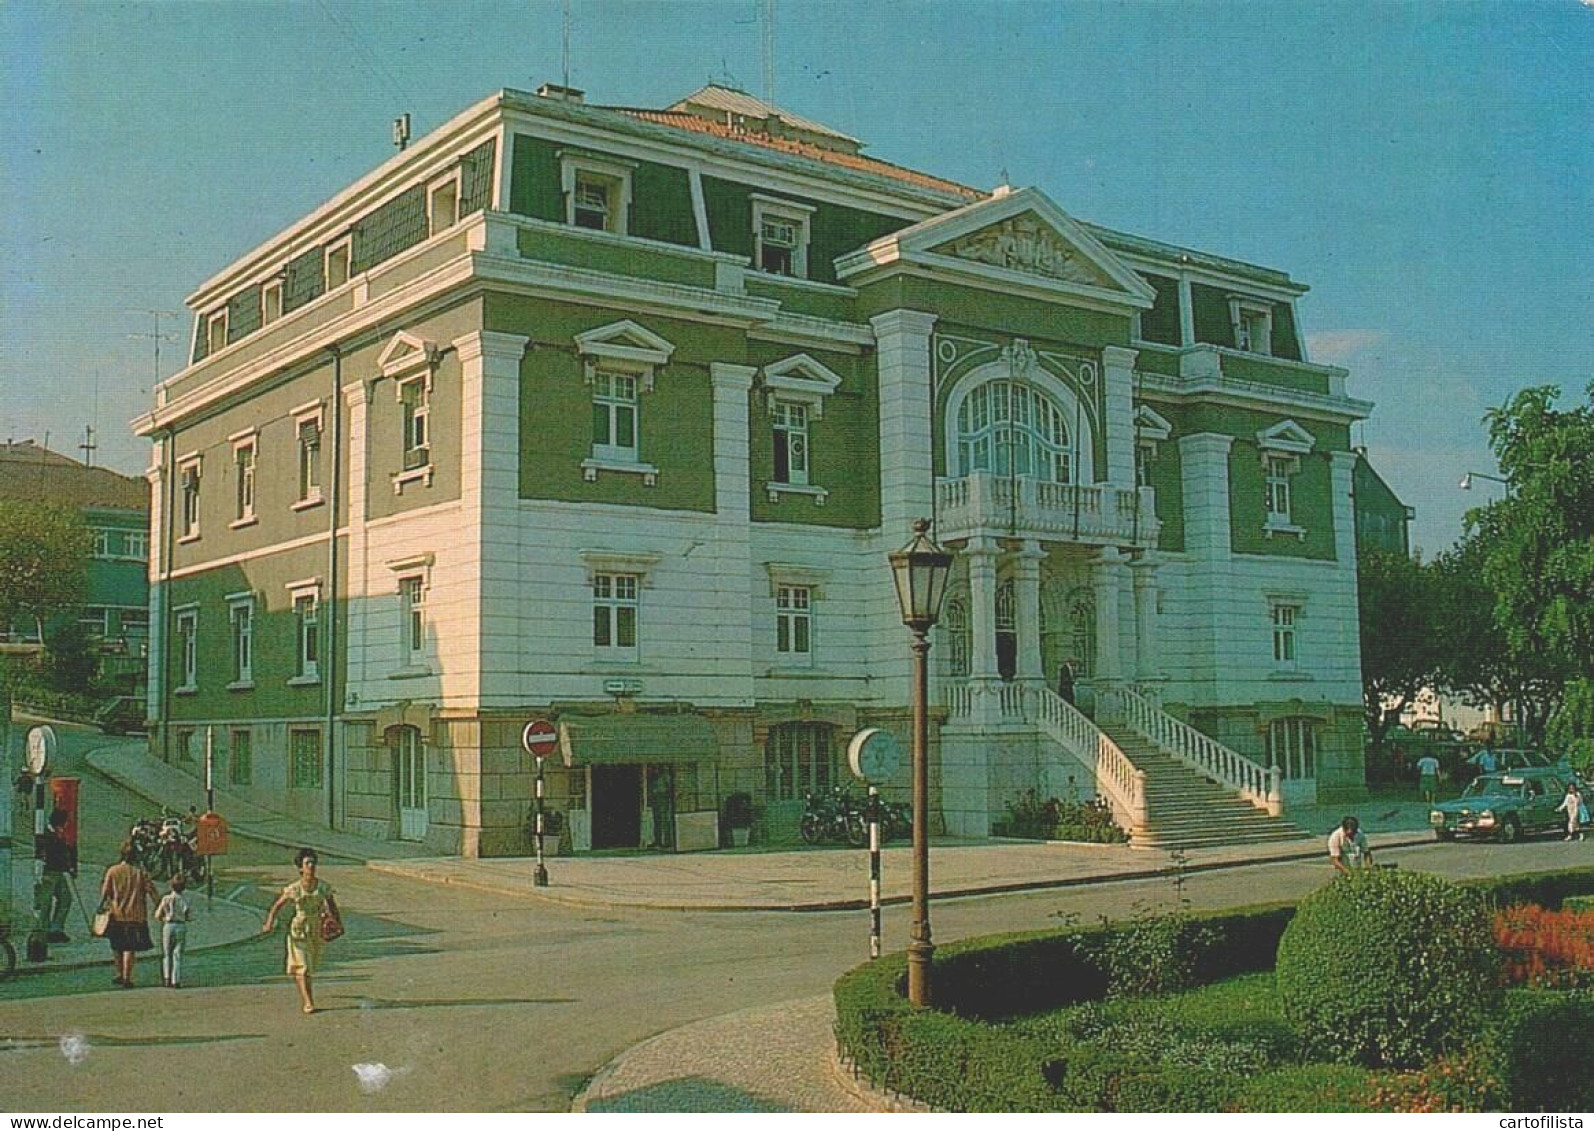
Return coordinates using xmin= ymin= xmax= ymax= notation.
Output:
xmin=1131 ymin=551 xmax=1161 ymax=683
xmin=709 ymin=363 xmax=757 ymax=700
xmin=1093 ymin=546 xmax=1128 ymax=684
xmin=1330 ymin=448 xmax=1365 ymax=698
xmin=1178 ymin=276 xmax=1196 ymax=347
xmin=455 ymin=330 xmax=530 ymax=710
xmin=1013 ymin=540 xmax=1046 ymax=683
xmin=144 ymin=438 xmax=166 ymax=723
xmin=871 ymin=310 xmax=939 ymax=538
xmin=965 ymin=536 xmax=1001 ymax=682
xmin=1101 ymin=345 xmax=1139 ymax=489
xmin=343 ymin=379 xmax=370 ymax=701
xmin=1179 ymin=433 xmax=1236 ymax=697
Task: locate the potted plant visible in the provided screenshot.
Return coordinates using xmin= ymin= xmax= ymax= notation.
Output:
xmin=722 ymin=792 xmax=754 ymax=848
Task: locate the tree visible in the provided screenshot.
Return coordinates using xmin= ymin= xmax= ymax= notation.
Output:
xmin=1480 ymin=381 xmax=1594 ymax=680
xmin=1357 ymin=544 xmax=1444 ymax=757
xmin=1433 ymin=532 xmax=1569 ymax=743
xmin=0 ymin=501 xmax=92 ymax=643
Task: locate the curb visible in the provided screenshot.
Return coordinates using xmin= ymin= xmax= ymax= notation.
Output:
xmin=830 ymin=1048 xmax=937 ymax=1113
xmin=367 ymin=834 xmax=1439 ymax=914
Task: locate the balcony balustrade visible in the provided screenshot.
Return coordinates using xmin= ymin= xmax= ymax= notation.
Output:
xmin=934 ymin=471 xmax=1159 ymax=547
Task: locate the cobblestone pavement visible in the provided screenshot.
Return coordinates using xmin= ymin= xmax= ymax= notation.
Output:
xmin=574 ymin=994 xmax=871 ymax=1113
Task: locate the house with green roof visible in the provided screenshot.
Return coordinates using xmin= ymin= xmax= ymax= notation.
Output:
xmin=135 ymin=82 xmax=1396 ymax=855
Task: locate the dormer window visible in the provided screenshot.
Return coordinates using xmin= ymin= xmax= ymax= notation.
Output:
xmin=428 ymin=173 xmax=460 ymax=236
xmin=752 ymin=195 xmax=814 ymax=278
xmin=1229 ymin=296 xmax=1274 ymax=356
xmin=560 ymin=151 xmax=634 ymax=236
xmin=206 ymin=311 xmax=228 ymax=356
xmin=261 ymin=280 xmax=283 ymax=327
xmin=325 ymin=239 xmax=352 ymax=290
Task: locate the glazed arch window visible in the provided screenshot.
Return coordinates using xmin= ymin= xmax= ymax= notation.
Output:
xmin=559 ymin=151 xmax=634 ymax=235
xmin=958 ymin=380 xmax=1073 ymax=483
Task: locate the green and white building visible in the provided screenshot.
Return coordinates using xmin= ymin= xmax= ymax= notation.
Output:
xmin=137 ymin=83 xmax=1396 ymax=855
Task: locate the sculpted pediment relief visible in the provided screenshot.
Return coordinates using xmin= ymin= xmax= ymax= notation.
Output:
xmin=932 ymin=212 xmax=1115 ymax=289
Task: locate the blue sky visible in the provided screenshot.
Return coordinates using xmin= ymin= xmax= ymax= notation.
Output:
xmin=3 ymin=0 xmax=1589 ymax=555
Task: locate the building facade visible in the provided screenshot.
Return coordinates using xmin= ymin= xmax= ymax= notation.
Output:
xmin=0 ymin=441 xmax=152 ymax=678
xmin=138 ymin=84 xmax=1388 ymax=855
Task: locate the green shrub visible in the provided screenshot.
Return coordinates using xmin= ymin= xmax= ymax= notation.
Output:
xmin=1276 ymin=869 xmax=1501 ymax=1069
xmin=1093 ymin=913 xmax=1223 ymax=997
xmin=1489 ymin=988 xmax=1594 ymax=1111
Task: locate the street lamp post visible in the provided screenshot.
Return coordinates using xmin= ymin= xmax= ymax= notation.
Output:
xmin=888 ymin=518 xmax=953 ymax=1008
xmin=1459 ymin=471 xmax=1510 ymax=494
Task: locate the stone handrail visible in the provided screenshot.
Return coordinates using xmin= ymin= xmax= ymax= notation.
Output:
xmin=1104 ymin=685 xmax=1282 ymax=816
xmin=1029 ymin=686 xmax=1147 ymax=836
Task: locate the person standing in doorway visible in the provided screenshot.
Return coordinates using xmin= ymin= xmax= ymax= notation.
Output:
xmin=1056 ymin=659 xmax=1077 ymax=706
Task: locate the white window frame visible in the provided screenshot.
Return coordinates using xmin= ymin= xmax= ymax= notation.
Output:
xmin=226 ymin=592 xmax=254 ymax=689
xmin=325 ymin=237 xmax=352 ymax=290
xmin=229 ymin=727 xmax=252 ymax=786
xmin=230 ymin=430 xmax=257 ymax=527
xmin=91 ymin=529 xmax=112 ymax=559
xmin=1256 ymin=420 xmax=1314 ymax=540
xmin=384 ymin=552 xmax=435 ymax=678
xmin=261 ymin=279 xmax=283 ymax=327
xmin=400 ymin=377 xmax=430 ymax=473
xmin=559 ymin=151 xmax=634 ymax=235
xmin=287 ymin=579 xmax=321 ymax=685
xmin=591 ymin=367 xmax=640 ymax=465
xmin=378 ymin=333 xmax=439 ymax=494
xmin=205 ymin=310 xmax=228 ymax=356
xmin=428 ymin=171 xmax=461 ymax=237
xmin=124 ymin=530 xmax=149 ymax=562
xmin=751 ymin=194 xmax=815 ymax=279
xmin=177 ymin=455 xmax=202 ymax=542
xmin=575 ymin=321 xmax=674 ymax=485
xmin=289 ymin=728 xmax=324 ymax=790
xmin=174 ymin=605 xmax=199 ymax=693
xmin=761 ymin=354 xmax=841 ymax=505
xmin=775 ymin=585 xmax=814 ymax=665
xmin=1133 ymin=404 xmax=1173 ymax=491
xmin=764 ymin=563 xmax=829 ymax=669
xmin=591 ymin=572 xmax=641 ymax=663
xmin=292 ymin=401 xmax=325 ymax=509
xmin=1229 ymin=296 xmax=1274 ymax=356
xmin=1270 ymin=601 xmax=1299 ymax=670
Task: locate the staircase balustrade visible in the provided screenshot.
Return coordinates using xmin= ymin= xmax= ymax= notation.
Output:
xmin=1102 ymin=685 xmax=1283 ymax=816
xmin=1029 ymin=686 xmax=1147 ymax=835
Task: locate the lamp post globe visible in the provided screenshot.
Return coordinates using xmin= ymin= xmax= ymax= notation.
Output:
xmin=888 ymin=518 xmax=952 ymax=1007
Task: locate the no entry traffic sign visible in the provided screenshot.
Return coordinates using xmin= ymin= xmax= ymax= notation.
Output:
xmin=522 ymin=719 xmax=558 ymax=759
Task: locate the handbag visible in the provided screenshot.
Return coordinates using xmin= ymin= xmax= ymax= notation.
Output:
xmin=91 ymin=902 xmax=111 ymax=938
xmin=320 ymin=909 xmax=345 ymax=942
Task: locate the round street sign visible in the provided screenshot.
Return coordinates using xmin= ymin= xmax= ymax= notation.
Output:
xmin=522 ymin=719 xmax=558 ymax=759
xmin=848 ymin=727 xmax=902 ymax=784
xmin=25 ymin=725 xmax=56 ymax=776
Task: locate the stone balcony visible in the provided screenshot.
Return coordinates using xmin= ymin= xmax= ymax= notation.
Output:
xmin=934 ymin=471 xmax=1159 ymax=548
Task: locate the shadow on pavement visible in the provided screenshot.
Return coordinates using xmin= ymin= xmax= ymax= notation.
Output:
xmin=585 ymin=1076 xmax=792 ymax=1113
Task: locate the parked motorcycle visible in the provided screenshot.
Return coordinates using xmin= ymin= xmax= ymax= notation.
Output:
xmin=799 ymin=786 xmax=867 ymax=847
xmin=129 ymin=810 xmax=208 ymax=884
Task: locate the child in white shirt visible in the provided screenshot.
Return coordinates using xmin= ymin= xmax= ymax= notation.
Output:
xmin=154 ymin=875 xmax=193 ymax=988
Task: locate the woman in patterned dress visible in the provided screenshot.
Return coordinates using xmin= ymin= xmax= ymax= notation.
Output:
xmin=261 ymin=847 xmax=341 ymax=1014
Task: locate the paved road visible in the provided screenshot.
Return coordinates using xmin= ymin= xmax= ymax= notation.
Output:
xmin=3 ymin=723 xmax=1589 ymax=1111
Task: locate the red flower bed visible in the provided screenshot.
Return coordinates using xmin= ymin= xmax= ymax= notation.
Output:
xmin=1493 ymin=904 xmax=1594 ymax=988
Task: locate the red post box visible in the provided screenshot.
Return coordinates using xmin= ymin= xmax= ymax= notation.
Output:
xmin=47 ymin=777 xmax=80 ymax=848
xmin=195 ymin=811 xmax=229 ymax=856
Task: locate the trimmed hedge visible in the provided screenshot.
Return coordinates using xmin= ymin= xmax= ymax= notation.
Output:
xmin=835 ymin=866 xmax=1594 ymax=1112
xmin=1491 ymin=988 xmax=1594 ymax=1110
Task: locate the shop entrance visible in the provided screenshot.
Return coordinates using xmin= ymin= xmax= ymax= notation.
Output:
xmin=591 ymin=764 xmax=643 ymax=849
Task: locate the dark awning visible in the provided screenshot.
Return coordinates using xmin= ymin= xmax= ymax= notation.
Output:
xmin=557 ymin=714 xmax=717 ymax=767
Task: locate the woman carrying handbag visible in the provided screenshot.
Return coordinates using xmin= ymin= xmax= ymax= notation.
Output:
xmin=261 ymin=847 xmax=342 ymax=1014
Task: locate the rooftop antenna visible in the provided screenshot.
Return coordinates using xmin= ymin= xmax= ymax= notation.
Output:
xmin=393 ymin=113 xmax=411 ymax=152
xmin=563 ymin=0 xmax=572 ymax=94
xmin=762 ymin=0 xmax=775 ymax=105
xmin=127 ymin=309 xmax=179 ymax=392
xmin=79 ymin=424 xmax=98 ymax=467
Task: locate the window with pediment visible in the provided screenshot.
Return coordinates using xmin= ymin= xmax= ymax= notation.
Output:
xmin=575 ymin=321 xmax=676 ymax=486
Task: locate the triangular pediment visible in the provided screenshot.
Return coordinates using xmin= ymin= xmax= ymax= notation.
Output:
xmin=1134 ymin=405 xmax=1174 ymax=442
xmin=835 ymin=187 xmax=1155 ymax=311
xmin=574 ymin=319 xmax=676 ymax=365
xmin=1257 ymin=419 xmax=1316 ymax=454
xmin=377 ymin=331 xmax=438 ymax=378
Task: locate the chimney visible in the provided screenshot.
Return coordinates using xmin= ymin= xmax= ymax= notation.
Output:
xmin=536 ymin=83 xmax=585 ymax=104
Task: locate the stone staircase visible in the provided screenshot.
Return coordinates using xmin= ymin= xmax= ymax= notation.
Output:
xmin=1099 ymin=722 xmax=1311 ymax=851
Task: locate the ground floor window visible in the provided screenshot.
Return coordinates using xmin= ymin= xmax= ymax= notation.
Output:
xmin=229 ymin=728 xmax=252 ymax=785
xmin=1267 ymin=717 xmax=1319 ymax=779
xmin=765 ymin=722 xmax=836 ymax=801
xmin=290 ymin=728 xmax=323 ymax=789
